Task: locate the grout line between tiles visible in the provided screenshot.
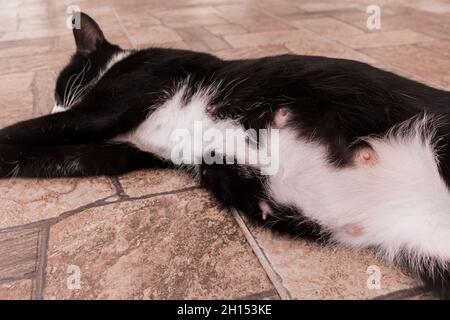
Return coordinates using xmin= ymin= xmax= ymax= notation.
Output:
xmin=0 ymin=273 xmax=35 ymax=285
xmin=236 ymin=288 xmax=280 ymax=300
xmin=110 ymin=176 xmax=128 ymax=198
xmin=231 ymin=208 xmax=292 ymax=300
xmin=0 ymin=185 xmax=202 ymax=234
xmin=33 ymin=225 xmax=49 ymax=300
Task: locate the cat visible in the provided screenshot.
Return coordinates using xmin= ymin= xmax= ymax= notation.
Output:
xmin=1 ymin=12 xmax=450 ymax=299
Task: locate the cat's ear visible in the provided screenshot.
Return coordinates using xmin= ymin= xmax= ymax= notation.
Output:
xmin=72 ymin=12 xmax=105 ymax=54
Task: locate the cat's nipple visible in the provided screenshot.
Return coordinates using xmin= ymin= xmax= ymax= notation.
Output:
xmin=355 ymin=147 xmax=378 ymax=166
xmin=259 ymin=200 xmax=272 ymax=221
xmin=343 ymin=223 xmax=364 ymax=236
xmin=273 ymin=107 xmax=289 ymax=129
xmin=206 ymin=105 xmax=215 ymax=114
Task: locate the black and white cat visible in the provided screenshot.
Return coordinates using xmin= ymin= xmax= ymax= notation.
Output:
xmin=2 ymin=12 xmax=450 ymax=298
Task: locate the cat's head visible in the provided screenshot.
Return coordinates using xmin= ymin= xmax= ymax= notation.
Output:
xmin=53 ymin=12 xmax=124 ymax=113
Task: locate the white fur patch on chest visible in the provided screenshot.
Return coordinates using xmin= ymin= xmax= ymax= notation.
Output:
xmin=116 ymin=84 xmax=250 ymax=165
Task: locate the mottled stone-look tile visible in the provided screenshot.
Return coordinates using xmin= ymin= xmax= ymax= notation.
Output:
xmin=0 ymin=90 xmax=34 ymax=127
xmin=214 ymin=4 xmax=294 ymax=32
xmin=296 ymin=2 xmax=364 ymax=13
xmin=31 ymin=69 xmax=57 ymax=116
xmin=361 ymin=44 xmax=450 ymax=89
xmin=152 ymin=6 xmax=228 ymax=29
xmin=0 ymin=9 xmax=19 ymax=32
xmin=0 ymin=38 xmax=56 ymax=59
xmin=0 ymin=279 xmax=33 ymax=300
xmin=0 ymin=72 xmax=34 ymax=126
xmin=0 ymin=177 xmax=115 ymax=228
xmin=0 ymin=72 xmax=34 ymax=93
xmin=44 ymin=190 xmax=274 ymax=299
xmin=223 ymin=28 xmax=317 ymax=48
xmin=246 ymin=0 xmax=305 ymax=18
xmin=290 ymin=17 xmax=364 ymax=38
xmin=0 ymin=51 xmax=69 ymax=75
xmin=119 ymin=169 xmax=198 ymax=197
xmin=213 ymin=46 xmax=290 ymax=60
xmin=243 ymin=220 xmax=419 ymax=299
xmin=205 ymin=24 xmax=247 ymax=36
xmin=416 ymin=41 xmax=450 ymax=59
xmin=127 ymin=25 xmax=182 ymax=47
xmin=419 ymin=23 xmax=450 ymax=41
xmin=0 ymin=227 xmax=40 ymax=279
xmin=285 ymin=37 xmax=376 ymax=64
xmin=335 ymin=30 xmax=436 ymax=49
xmin=403 ymin=0 xmax=450 ymax=14
xmin=177 ymin=27 xmax=230 ymax=51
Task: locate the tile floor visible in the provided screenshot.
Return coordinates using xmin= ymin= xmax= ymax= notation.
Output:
xmin=0 ymin=0 xmax=449 ymax=300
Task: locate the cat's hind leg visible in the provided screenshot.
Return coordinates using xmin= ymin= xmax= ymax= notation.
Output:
xmin=200 ymin=162 xmax=325 ymax=240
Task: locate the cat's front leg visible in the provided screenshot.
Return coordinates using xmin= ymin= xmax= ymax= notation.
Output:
xmin=0 ymin=106 xmax=127 ymax=145
xmin=0 ymin=142 xmax=168 ymax=178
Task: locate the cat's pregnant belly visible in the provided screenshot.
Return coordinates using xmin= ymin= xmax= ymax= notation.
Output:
xmin=269 ymin=122 xmax=450 ymax=259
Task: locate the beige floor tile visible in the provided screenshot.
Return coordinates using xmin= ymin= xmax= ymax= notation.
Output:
xmin=0 ymin=72 xmax=34 ymax=93
xmin=403 ymin=0 xmax=450 ymax=14
xmin=204 ymin=23 xmax=247 ymax=36
xmin=0 ymin=38 xmax=57 ymax=59
xmin=243 ymin=219 xmax=419 ymax=299
xmin=416 ymin=40 xmax=450 ymax=58
xmin=295 ymin=1 xmax=364 ymax=13
xmin=0 ymin=90 xmax=34 ymax=127
xmin=361 ymin=44 xmax=450 ymax=89
xmin=213 ymin=46 xmax=290 ymax=60
xmin=177 ymin=27 xmax=230 ymax=51
xmin=335 ymin=29 xmax=436 ymax=49
xmin=0 ymin=228 xmax=40 ymax=279
xmin=214 ymin=4 xmax=294 ymax=32
xmin=0 ymin=279 xmax=34 ymax=300
xmin=0 ymin=51 xmax=69 ymax=75
xmin=246 ymin=0 xmax=306 ymax=18
xmin=128 ymin=25 xmax=182 ymax=47
xmin=119 ymin=169 xmax=198 ymax=198
xmin=0 ymin=177 xmax=116 ymax=228
xmin=0 ymin=10 xmax=20 ymax=32
xmin=44 ymin=190 xmax=274 ymax=299
xmin=285 ymin=37 xmax=377 ymax=64
xmin=152 ymin=6 xmax=228 ymax=29
xmin=31 ymin=70 xmax=57 ymax=116
xmin=419 ymin=23 xmax=450 ymax=41
xmin=290 ymin=17 xmax=364 ymax=38
xmin=223 ymin=28 xmax=317 ymax=48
